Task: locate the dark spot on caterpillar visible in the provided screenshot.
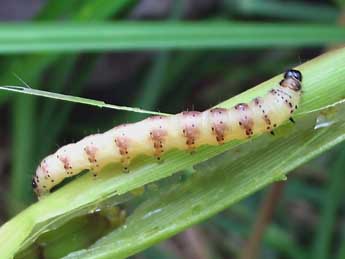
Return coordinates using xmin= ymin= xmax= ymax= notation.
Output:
xmin=209 ymin=108 xmax=229 ymax=144
xmin=150 ymin=128 xmax=168 ymax=159
xmin=59 ymin=155 xmax=72 ymax=171
xmin=85 ymin=146 xmax=98 ymax=164
xmin=239 ymin=122 xmax=242 ymax=126
xmin=245 ymin=129 xmax=253 ymax=136
xmin=181 ymin=112 xmax=201 ymax=149
xmin=115 ymin=136 xmax=130 ymax=155
xmin=235 ymin=103 xmax=249 ymax=111
xmin=182 ymin=111 xmax=201 ymax=117
xmin=238 ymin=109 xmax=254 ymax=137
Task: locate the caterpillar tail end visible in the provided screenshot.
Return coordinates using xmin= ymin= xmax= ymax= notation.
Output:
xmin=32 ymin=162 xmax=53 ymax=199
xmin=32 ymin=177 xmax=49 ymax=200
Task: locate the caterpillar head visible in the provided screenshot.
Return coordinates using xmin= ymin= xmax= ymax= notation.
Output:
xmin=280 ymin=69 xmax=302 ymax=91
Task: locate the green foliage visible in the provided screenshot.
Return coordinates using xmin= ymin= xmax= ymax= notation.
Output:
xmin=1 ymin=47 xmax=345 ymax=259
xmin=1 ymin=1 xmax=345 ymax=258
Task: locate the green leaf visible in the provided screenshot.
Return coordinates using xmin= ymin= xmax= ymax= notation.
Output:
xmin=1 ymin=47 xmax=345 ymax=259
xmin=312 ymin=147 xmax=345 ymax=258
xmin=0 ymin=86 xmax=169 ymax=116
xmin=225 ymin=0 xmax=339 ymax=22
xmin=0 ymin=22 xmax=344 ymax=54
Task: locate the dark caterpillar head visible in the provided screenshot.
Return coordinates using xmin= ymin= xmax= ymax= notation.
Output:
xmin=280 ymin=69 xmax=302 ymax=91
xmin=284 ymin=69 xmax=302 ymax=82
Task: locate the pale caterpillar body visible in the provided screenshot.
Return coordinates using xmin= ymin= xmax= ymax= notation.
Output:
xmin=33 ymin=70 xmax=303 ymax=198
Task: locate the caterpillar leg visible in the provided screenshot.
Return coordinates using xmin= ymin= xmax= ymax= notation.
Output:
xmin=153 ymin=145 xmax=165 ymax=163
xmin=155 ymin=156 xmax=165 ymax=164
xmin=289 ymin=117 xmax=296 ymax=123
xmin=90 ymin=164 xmax=101 ymax=177
xmin=122 ymin=160 xmax=130 ymax=173
xmin=120 ymin=154 xmax=131 ymax=173
xmin=189 ymin=149 xmax=196 ymax=155
xmin=270 ymin=131 xmax=275 ymax=136
xmin=92 ymin=169 xmax=100 ymax=177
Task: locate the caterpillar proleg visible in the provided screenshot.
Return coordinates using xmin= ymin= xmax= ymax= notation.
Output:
xmin=33 ymin=69 xmax=303 ymax=198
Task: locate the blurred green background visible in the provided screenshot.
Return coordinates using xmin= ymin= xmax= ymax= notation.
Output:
xmin=0 ymin=0 xmax=345 ymax=258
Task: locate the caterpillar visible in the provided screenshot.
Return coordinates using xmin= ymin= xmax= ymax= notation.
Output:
xmin=32 ymin=69 xmax=303 ymax=198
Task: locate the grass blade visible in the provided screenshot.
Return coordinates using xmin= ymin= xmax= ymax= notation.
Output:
xmin=0 ymin=86 xmax=169 ymax=116
xmin=0 ymin=22 xmax=344 ymax=53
